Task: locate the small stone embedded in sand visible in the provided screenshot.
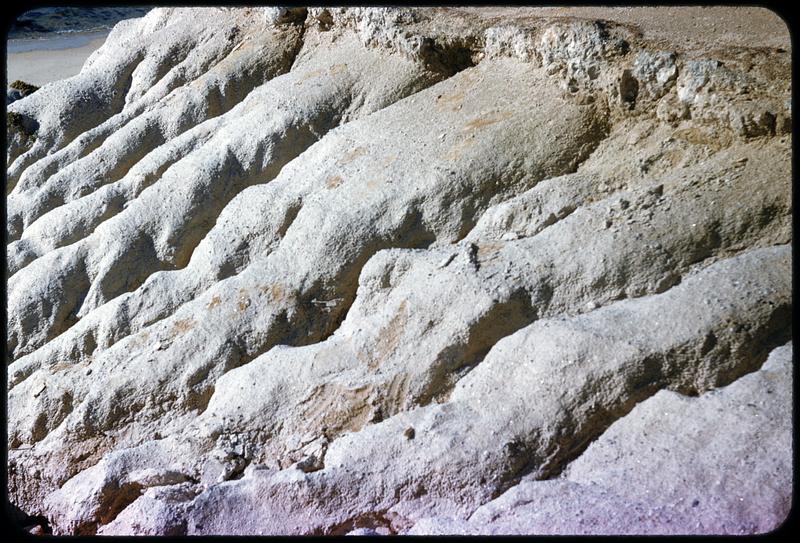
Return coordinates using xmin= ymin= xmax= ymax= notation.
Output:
xmin=296 ymin=454 xmax=324 ymax=473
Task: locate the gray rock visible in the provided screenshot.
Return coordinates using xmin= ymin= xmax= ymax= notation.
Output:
xmin=7 ymin=89 xmax=24 ymax=105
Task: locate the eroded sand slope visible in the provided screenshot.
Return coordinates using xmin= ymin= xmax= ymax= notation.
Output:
xmin=6 ymin=7 xmax=792 ymax=535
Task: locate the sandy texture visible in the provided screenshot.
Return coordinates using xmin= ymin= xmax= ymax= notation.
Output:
xmin=456 ymin=7 xmax=790 ymax=53
xmin=6 ymin=35 xmax=108 ymax=87
xmin=5 ymin=7 xmax=792 ymax=536
xmin=411 ymin=343 xmax=793 ymax=535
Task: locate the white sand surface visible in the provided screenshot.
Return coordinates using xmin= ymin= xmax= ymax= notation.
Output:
xmin=7 ymin=32 xmax=108 ymax=86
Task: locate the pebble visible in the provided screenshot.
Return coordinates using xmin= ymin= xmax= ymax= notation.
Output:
xmin=296 ymin=454 xmax=322 ymax=473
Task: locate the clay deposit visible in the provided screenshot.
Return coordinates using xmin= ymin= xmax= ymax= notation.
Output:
xmin=5 ymin=7 xmax=792 ymax=535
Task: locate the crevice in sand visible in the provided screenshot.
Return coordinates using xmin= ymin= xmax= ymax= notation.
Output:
xmin=492 ymin=297 xmax=792 ymax=495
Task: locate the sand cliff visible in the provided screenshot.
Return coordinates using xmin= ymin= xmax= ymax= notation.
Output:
xmin=5 ymin=7 xmax=792 ymax=535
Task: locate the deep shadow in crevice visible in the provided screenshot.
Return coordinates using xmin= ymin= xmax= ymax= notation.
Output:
xmin=5 ymin=501 xmax=53 ymax=535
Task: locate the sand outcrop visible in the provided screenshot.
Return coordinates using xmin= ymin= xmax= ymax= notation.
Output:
xmin=6 ymin=7 xmax=792 ymax=535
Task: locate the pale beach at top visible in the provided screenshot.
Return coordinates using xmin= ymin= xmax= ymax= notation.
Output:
xmin=6 ymin=7 xmax=152 ymax=86
xmin=7 ymin=32 xmax=110 ymax=86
